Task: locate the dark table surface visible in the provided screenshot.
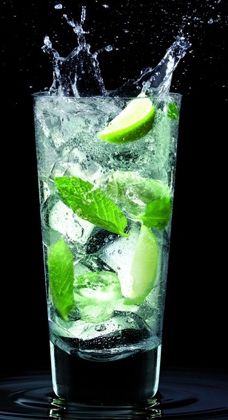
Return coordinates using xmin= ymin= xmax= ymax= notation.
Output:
xmin=0 ymin=369 xmax=228 ymax=419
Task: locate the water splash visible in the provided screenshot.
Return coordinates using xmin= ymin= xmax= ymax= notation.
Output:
xmin=115 ymin=35 xmax=191 ymax=97
xmin=43 ymin=6 xmax=190 ymax=97
xmin=42 ymin=7 xmax=108 ymax=96
xmin=140 ymin=36 xmax=190 ymax=96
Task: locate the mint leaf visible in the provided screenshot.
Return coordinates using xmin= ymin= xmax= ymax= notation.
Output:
xmin=55 ymin=176 xmax=128 ymax=237
xmin=48 ymin=239 xmax=74 ymax=320
xmin=167 ymin=102 xmax=179 ymax=120
xmin=138 ymin=196 xmax=172 ymax=229
xmin=106 ymin=171 xmax=172 ymax=229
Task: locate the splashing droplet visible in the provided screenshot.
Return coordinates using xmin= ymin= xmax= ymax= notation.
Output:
xmin=81 ymin=5 xmax=86 ymax=24
xmin=105 ymin=45 xmax=113 ymax=52
xmin=54 ymin=4 xmax=63 ymax=10
xmin=43 ymin=36 xmax=52 ymax=49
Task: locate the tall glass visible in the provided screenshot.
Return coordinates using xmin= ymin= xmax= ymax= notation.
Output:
xmin=33 ymin=93 xmax=181 ymax=404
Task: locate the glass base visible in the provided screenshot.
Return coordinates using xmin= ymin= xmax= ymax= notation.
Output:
xmin=50 ymin=341 xmax=161 ymax=404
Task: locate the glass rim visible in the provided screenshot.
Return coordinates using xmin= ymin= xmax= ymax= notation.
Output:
xmin=32 ymin=91 xmax=182 ymax=100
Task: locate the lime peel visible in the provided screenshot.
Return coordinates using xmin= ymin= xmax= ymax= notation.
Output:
xmin=97 ymin=96 xmax=156 ymax=144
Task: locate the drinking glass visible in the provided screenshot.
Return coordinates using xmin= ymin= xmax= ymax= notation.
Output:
xmin=33 ymin=92 xmax=181 ymax=404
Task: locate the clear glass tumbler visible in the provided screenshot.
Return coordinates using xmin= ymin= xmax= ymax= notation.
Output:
xmin=33 ymin=93 xmax=181 ymax=404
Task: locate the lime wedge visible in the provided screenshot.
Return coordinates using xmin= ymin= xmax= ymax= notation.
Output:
xmin=101 ymin=225 xmax=159 ymax=304
xmin=97 ymin=95 xmax=156 ymax=144
xmin=130 ymin=225 xmax=159 ymax=303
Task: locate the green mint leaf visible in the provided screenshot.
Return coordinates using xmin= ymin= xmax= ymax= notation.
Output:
xmin=55 ymin=176 xmax=128 ymax=237
xmin=106 ymin=171 xmax=172 ymax=229
xmin=48 ymin=239 xmax=74 ymax=320
xmin=138 ymin=196 xmax=172 ymax=229
xmin=167 ymin=102 xmax=179 ymax=120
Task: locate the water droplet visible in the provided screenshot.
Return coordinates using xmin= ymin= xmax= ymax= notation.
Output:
xmin=105 ymin=45 xmax=113 ymax=52
xmin=102 ymin=4 xmax=109 ymax=8
xmin=54 ymin=3 xmax=63 ymax=10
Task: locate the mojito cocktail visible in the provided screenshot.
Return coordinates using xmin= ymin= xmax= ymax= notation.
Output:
xmin=34 ymin=93 xmax=181 ymax=403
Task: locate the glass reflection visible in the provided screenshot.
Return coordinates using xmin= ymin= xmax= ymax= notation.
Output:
xmin=49 ymin=396 xmax=162 ymax=419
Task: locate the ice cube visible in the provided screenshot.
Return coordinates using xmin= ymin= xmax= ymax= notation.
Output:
xmin=40 ymin=196 xmax=62 ymax=246
xmin=66 ymin=147 xmax=106 ymax=186
xmin=50 ymin=161 xmax=69 ymax=178
xmin=73 ymin=271 xmax=122 ymax=323
xmin=86 ymin=228 xmax=118 ymax=254
xmin=56 ymin=311 xmax=150 ymax=343
xmin=50 ymin=307 xmax=155 ymax=360
xmin=49 ymin=200 xmax=94 ymax=244
xmin=50 ymin=152 xmax=103 ymax=181
xmin=37 ymin=105 xmax=65 ymax=151
xmin=36 ymin=130 xmax=59 ymax=177
xmin=76 ymin=253 xmax=113 ymax=272
xmin=113 ymin=288 xmax=161 ymax=336
xmin=36 ymin=97 xmax=85 ymax=152
xmin=39 ymin=180 xmax=51 ymax=205
xmin=49 ymin=317 xmax=73 ymax=338
xmin=148 ymin=108 xmax=172 ymax=179
xmin=74 ymin=262 xmax=91 ymax=278
xmin=101 ymin=226 xmax=139 ymax=297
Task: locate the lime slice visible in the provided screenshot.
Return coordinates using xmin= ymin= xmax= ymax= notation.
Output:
xmin=130 ymin=225 xmax=159 ymax=303
xmin=101 ymin=225 xmax=159 ymax=304
xmin=97 ymin=95 xmax=156 ymax=144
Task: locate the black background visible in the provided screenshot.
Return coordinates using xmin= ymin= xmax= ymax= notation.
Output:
xmin=1 ymin=0 xmax=228 ymax=378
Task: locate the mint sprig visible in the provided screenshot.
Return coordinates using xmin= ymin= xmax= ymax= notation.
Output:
xmin=55 ymin=176 xmax=128 ymax=237
xmin=106 ymin=171 xmax=172 ymax=230
xmin=48 ymin=239 xmax=75 ymax=320
xmin=137 ymin=196 xmax=171 ymax=229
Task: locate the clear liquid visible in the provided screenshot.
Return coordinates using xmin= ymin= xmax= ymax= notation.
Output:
xmin=50 ymin=339 xmax=161 ymax=403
